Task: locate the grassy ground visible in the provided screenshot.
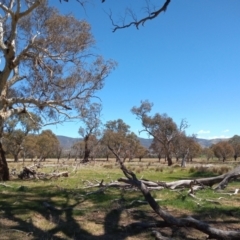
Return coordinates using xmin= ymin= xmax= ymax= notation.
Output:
xmin=0 ymin=158 xmax=239 ymax=239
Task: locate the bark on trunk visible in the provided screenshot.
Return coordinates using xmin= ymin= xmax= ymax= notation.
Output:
xmin=83 ymin=135 xmax=90 ymax=162
xmin=0 ymin=142 xmax=10 ymax=181
xmin=167 ymin=156 xmax=172 ymax=166
xmin=13 ymin=154 xmax=18 ymax=162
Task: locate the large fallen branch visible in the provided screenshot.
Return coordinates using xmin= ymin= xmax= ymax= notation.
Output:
xmin=82 ymin=179 xmax=130 ymax=189
xmin=17 ymin=165 xmax=68 ymax=180
xmin=18 ymin=167 xmax=37 ymax=179
xmin=120 ymin=166 xmax=240 ymax=191
xmin=82 ymin=168 xmax=240 ymax=196
xmin=108 ymin=145 xmax=240 ymax=240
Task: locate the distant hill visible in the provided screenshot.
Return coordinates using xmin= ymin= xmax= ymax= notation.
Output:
xmin=196 ymin=138 xmax=228 ymax=148
xmin=57 ymin=135 xmax=82 ymax=149
xmin=138 ymin=137 xmax=153 ymax=148
xmin=57 ymin=135 xmax=229 ymax=150
xmin=137 ymin=137 xmax=228 ymax=149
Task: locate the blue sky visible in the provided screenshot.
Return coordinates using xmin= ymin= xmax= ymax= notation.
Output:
xmin=44 ymin=0 xmax=240 ymax=139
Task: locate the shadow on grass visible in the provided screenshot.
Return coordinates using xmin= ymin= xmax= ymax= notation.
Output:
xmin=188 ymin=171 xmax=219 ymax=178
xmin=0 ymin=184 xmax=154 ymax=240
xmin=193 ymin=206 xmax=240 ymax=222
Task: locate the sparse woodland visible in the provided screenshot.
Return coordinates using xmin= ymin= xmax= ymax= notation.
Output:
xmin=0 ymin=1 xmax=240 ymax=239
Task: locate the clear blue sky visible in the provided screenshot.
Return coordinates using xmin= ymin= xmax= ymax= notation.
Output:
xmin=45 ymin=0 xmax=240 ymax=139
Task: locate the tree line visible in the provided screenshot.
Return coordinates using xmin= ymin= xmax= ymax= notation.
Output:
xmin=3 ymin=101 xmax=240 ymax=165
xmin=0 ymin=1 xmax=238 ymax=181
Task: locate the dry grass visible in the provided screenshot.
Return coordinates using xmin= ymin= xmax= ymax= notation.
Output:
xmin=0 ymin=158 xmax=239 ymax=239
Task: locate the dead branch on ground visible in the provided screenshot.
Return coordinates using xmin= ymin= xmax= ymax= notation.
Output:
xmin=17 ymin=164 xmax=68 ymax=180
xmin=107 ymin=145 xmax=240 ymax=240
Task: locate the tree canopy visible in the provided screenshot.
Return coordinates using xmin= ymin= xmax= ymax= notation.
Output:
xmin=131 ymin=100 xmax=188 ymax=166
xmin=0 ymin=0 xmax=116 ymax=180
xmin=3 ymin=113 xmax=41 ymax=161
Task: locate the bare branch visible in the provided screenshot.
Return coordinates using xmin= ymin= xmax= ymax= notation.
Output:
xmin=18 ymin=0 xmax=42 ymax=19
xmin=0 ymin=2 xmax=14 ymax=17
xmin=108 ymin=146 xmax=240 ymax=239
xmin=108 ymin=0 xmax=171 ymax=32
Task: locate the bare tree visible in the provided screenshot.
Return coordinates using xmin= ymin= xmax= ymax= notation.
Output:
xmin=107 ymin=0 xmax=171 ymax=32
xmin=0 ymin=0 xmax=116 ymax=180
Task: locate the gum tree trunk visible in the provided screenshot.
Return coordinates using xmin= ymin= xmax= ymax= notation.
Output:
xmin=0 ymin=141 xmax=9 ymax=181
xmin=83 ymin=135 xmax=90 ymax=162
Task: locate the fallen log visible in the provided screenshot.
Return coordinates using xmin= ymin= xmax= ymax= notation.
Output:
xmin=108 ymin=145 xmax=240 ymax=240
xmin=119 ymin=165 xmax=240 ymax=191
xmin=18 ymin=167 xmax=36 ymax=179
xmin=17 ymin=163 xmax=69 ymax=180
xmin=214 ymin=167 xmax=240 ymax=190
xmin=123 ymin=166 xmax=240 ymax=239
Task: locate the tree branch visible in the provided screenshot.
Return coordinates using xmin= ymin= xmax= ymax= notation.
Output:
xmin=107 ymin=146 xmax=240 ymax=239
xmin=108 ymin=0 xmax=171 ymax=32
xmin=18 ymin=0 xmax=42 ymax=19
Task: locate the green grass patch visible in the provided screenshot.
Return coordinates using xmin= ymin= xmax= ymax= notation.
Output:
xmin=0 ymin=159 xmax=239 ymax=240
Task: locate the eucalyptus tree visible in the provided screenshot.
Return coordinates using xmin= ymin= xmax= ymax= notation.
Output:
xmin=102 ymin=119 xmax=135 ymax=161
xmin=71 ymin=141 xmax=84 ymax=161
xmin=36 ymin=130 xmax=60 ymax=161
xmin=172 ymin=134 xmax=201 ymax=167
xmin=202 ymin=147 xmax=214 ymax=161
xmin=211 ymin=141 xmax=234 ymax=162
xmin=22 ymin=134 xmax=38 ymax=160
xmin=135 ymin=145 xmax=149 ymax=162
xmin=3 ymin=113 xmax=41 ymax=162
xmin=228 ymin=135 xmax=240 ymax=161
xmin=78 ymin=103 xmax=102 ymax=162
xmin=150 ymin=138 xmax=165 ymax=162
xmin=131 ymin=100 xmax=188 ymax=166
xmin=0 ymin=0 xmax=115 ymax=180
xmin=124 ymin=132 xmax=141 ymax=161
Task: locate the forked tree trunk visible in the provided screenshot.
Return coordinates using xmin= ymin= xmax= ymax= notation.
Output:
xmin=0 ymin=142 xmax=10 ymax=181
